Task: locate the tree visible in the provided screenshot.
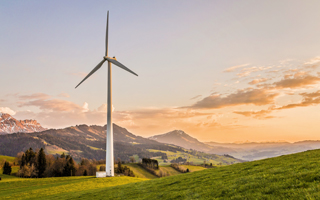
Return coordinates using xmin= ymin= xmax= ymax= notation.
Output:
xmin=20 ymin=153 xmax=26 ymax=168
xmin=37 ymin=148 xmax=46 ymax=178
xmin=60 ymin=152 xmax=66 ymax=159
xmin=63 ymin=157 xmax=76 ymax=176
xmin=2 ymin=161 xmax=12 ymax=175
xmin=117 ymin=159 xmax=123 ymax=173
xmin=130 ymin=156 xmax=136 ymax=163
xmin=99 ymin=166 xmax=106 ymax=171
xmin=17 ymin=165 xmax=31 ymax=177
xmin=83 ymin=169 xmax=87 ymax=176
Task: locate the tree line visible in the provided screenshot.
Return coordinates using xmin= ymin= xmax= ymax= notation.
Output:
xmin=2 ymin=147 xmax=138 ymax=178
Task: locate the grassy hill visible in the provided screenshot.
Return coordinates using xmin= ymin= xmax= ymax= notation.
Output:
xmin=123 ymin=163 xmax=158 ymax=179
xmin=149 ymin=149 xmax=238 ymax=166
xmin=89 ymin=149 xmax=320 ymax=199
xmin=0 ymin=155 xmax=15 ymax=163
xmin=3 ymin=149 xmax=320 ymax=199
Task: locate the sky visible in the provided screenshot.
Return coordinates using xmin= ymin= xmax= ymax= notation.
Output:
xmin=1 ymin=0 xmax=320 ymax=143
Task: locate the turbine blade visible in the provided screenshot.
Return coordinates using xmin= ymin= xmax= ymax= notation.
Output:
xmin=105 ymin=57 xmax=138 ymax=76
xmin=105 ymin=11 xmax=109 ymax=57
xmin=75 ymin=59 xmax=106 ymax=88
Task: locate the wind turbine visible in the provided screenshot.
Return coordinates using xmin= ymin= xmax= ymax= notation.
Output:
xmin=75 ymin=11 xmax=138 ymax=177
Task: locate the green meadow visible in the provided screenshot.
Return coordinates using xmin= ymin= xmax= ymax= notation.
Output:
xmin=0 ymin=155 xmax=15 ymax=163
xmin=2 ymin=149 xmax=320 ymax=199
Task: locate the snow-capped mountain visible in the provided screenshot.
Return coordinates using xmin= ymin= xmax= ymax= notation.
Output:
xmin=0 ymin=113 xmax=46 ymax=134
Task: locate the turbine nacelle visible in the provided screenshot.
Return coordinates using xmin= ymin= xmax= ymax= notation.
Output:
xmin=104 ymin=56 xmax=117 ymax=60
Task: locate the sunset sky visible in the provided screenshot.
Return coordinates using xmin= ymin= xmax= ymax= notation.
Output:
xmin=1 ymin=1 xmax=320 ymax=142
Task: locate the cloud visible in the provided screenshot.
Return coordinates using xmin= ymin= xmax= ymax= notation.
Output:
xmin=234 ymin=90 xmax=320 ymax=119
xmin=82 ymin=102 xmax=89 ymax=112
xmin=248 ymin=78 xmax=268 ymax=85
xmin=233 ymin=106 xmax=275 ymax=119
xmin=223 ymin=63 xmax=250 ymax=72
xmin=237 ymin=66 xmax=273 ymax=78
xmin=19 ymin=93 xmax=51 ymax=100
xmin=273 ymin=75 xmax=320 ymax=89
xmin=304 ymin=56 xmax=320 ymax=65
xmin=276 ymin=90 xmax=320 ymax=110
xmin=189 ymin=89 xmax=278 ymax=109
xmin=19 ymin=99 xmax=84 ymax=112
xmin=0 ymin=107 xmax=16 ymax=115
xmin=190 ymin=95 xmax=202 ymax=100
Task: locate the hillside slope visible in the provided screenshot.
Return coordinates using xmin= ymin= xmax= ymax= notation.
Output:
xmin=82 ymin=149 xmax=320 ymax=199
xmin=0 ymin=124 xmax=178 ymax=161
xmin=0 ymin=124 xmax=241 ymax=165
xmin=2 ymin=149 xmax=320 ymax=199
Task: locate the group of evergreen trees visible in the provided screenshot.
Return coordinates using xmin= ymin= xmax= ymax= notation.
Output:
xmin=17 ymin=148 xmax=47 ymax=178
xmin=16 ymin=148 xmax=81 ymax=178
xmin=142 ymin=158 xmax=159 ymax=169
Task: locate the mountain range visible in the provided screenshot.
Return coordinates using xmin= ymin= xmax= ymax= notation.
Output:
xmin=0 ymin=113 xmax=241 ymax=165
xmin=149 ymin=130 xmax=320 ymax=161
xmin=1 ymin=113 xmax=320 ymax=162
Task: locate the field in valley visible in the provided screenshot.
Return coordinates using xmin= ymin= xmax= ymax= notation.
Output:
xmin=2 ymin=149 xmax=320 ymax=199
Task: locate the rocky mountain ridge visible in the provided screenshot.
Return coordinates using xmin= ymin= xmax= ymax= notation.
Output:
xmin=0 ymin=113 xmax=47 ymax=134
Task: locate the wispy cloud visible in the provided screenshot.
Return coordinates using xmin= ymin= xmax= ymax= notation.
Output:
xmin=248 ymin=78 xmax=268 ymax=85
xmin=223 ymin=63 xmax=250 ymax=72
xmin=233 ymin=106 xmax=275 ymax=119
xmin=304 ymin=56 xmax=320 ymax=65
xmin=19 ymin=93 xmax=51 ymax=100
xmin=57 ymin=93 xmax=70 ymax=98
xmin=273 ymin=75 xmax=320 ymax=89
xmin=19 ymin=98 xmax=84 ymax=112
xmin=190 ymin=95 xmax=202 ymax=100
xmin=234 ymin=90 xmax=320 ymax=119
xmin=188 ymin=89 xmax=278 ymax=109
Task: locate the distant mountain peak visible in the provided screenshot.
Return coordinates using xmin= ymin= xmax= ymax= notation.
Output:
xmin=167 ymin=130 xmax=187 ymax=135
xmin=0 ymin=113 xmax=47 ymax=134
xmin=149 ymin=129 xmax=236 ymax=155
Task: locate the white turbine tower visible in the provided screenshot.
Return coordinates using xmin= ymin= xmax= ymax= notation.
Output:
xmin=75 ymin=11 xmax=138 ymax=177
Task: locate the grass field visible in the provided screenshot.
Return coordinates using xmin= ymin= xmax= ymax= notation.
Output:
xmin=123 ymin=163 xmax=158 ymax=179
xmin=0 ymin=175 xmax=146 ymax=199
xmin=45 ymin=145 xmax=68 ymax=155
xmin=155 ymin=166 xmax=181 ymax=176
xmin=180 ymin=165 xmax=207 ymax=172
xmin=0 ymin=155 xmax=15 ymax=163
xmin=3 ymin=149 xmax=320 ymax=199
